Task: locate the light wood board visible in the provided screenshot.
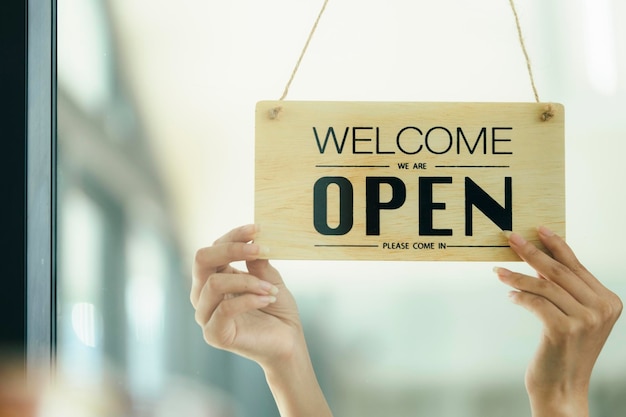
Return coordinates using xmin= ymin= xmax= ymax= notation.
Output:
xmin=255 ymin=101 xmax=564 ymax=261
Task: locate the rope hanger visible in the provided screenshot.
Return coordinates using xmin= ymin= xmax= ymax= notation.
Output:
xmin=271 ymin=0 xmax=555 ymax=121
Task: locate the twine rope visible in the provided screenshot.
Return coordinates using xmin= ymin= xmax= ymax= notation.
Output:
xmin=272 ymin=0 xmax=554 ymax=121
xmin=279 ymin=0 xmax=329 ymax=101
xmin=270 ymin=0 xmax=329 ymax=119
xmin=508 ymin=0 xmax=554 ymax=120
xmin=508 ymin=0 xmax=539 ymax=103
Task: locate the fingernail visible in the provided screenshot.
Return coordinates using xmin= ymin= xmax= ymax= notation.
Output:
xmin=259 ymin=295 xmax=277 ymax=304
xmin=507 ymin=232 xmax=527 ymax=246
xmin=258 ymin=245 xmax=270 ymax=257
xmin=537 ymin=225 xmax=554 ymax=237
xmin=242 ymin=224 xmax=256 ymax=235
xmin=493 ymin=266 xmax=511 ymax=277
xmin=259 ymin=280 xmax=279 ymax=295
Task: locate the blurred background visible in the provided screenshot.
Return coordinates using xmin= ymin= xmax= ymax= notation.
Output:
xmin=56 ymin=0 xmax=626 ymax=416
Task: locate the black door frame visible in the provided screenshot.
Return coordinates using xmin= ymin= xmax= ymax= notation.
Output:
xmin=26 ymin=0 xmax=56 ymax=378
xmin=0 ymin=0 xmax=56 ymax=378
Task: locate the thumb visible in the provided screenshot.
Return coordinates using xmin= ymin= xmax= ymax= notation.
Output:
xmin=246 ymin=259 xmax=285 ymax=286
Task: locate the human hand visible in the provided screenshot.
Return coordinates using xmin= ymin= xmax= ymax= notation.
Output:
xmin=495 ymin=227 xmax=622 ymax=417
xmin=191 ymin=225 xmax=333 ymax=417
xmin=191 ymin=224 xmax=302 ymax=368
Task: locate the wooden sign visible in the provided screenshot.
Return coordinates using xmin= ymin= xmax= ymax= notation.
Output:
xmin=254 ymin=101 xmax=564 ymax=261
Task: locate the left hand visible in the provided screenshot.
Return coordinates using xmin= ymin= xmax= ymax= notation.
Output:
xmin=191 ymin=225 xmax=334 ymax=417
xmin=191 ymin=225 xmax=302 ymax=367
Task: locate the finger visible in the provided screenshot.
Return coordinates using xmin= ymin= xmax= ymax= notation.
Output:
xmin=505 ymin=231 xmax=596 ymax=306
xmin=191 ymin=225 xmax=267 ymax=308
xmin=507 ymin=290 xmax=569 ymax=330
xmin=246 ymin=259 xmax=284 ymax=287
xmin=495 ymin=267 xmax=582 ymax=316
xmin=195 ymin=273 xmax=279 ymax=326
xmin=202 ymin=293 xmax=277 ymax=349
xmin=195 ymin=225 xmax=264 ymax=275
xmin=536 ymin=226 xmax=606 ymax=294
xmin=213 ymin=224 xmax=258 ymax=245
xmin=537 ymin=227 xmax=624 ymax=317
xmin=191 ymin=241 xmax=270 ymax=307
xmin=195 ymin=241 xmax=270 ymax=273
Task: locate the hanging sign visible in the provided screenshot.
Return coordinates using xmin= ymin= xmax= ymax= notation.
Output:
xmin=254 ymin=101 xmax=564 ymax=261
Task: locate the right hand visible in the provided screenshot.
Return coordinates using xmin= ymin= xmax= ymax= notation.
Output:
xmin=191 ymin=224 xmax=303 ymax=367
xmin=496 ymin=228 xmax=622 ymax=416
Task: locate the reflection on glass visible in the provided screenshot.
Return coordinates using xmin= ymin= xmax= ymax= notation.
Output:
xmin=71 ymin=302 xmax=99 ymax=348
xmin=125 ymin=223 xmax=167 ymax=401
xmin=58 ymin=190 xmax=105 ymax=382
xmin=57 ymin=0 xmax=112 ymax=113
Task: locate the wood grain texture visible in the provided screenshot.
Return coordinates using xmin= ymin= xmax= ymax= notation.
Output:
xmin=255 ymin=101 xmax=564 ymax=261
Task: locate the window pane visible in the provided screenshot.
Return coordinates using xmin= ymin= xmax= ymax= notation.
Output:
xmin=56 ymin=1 xmax=626 ymax=416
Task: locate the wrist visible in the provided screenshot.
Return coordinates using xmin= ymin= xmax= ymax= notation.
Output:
xmin=262 ymin=331 xmax=312 ymax=381
xmin=262 ymin=334 xmax=332 ymax=417
xmin=528 ymin=385 xmax=589 ymax=417
xmin=530 ymin=401 xmax=589 ymax=417
xmin=263 ymin=332 xmax=318 ymax=398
